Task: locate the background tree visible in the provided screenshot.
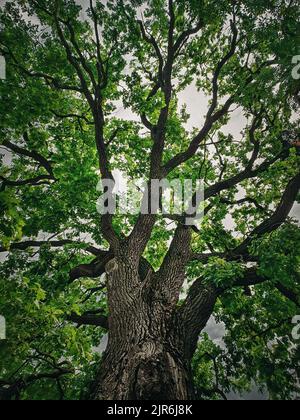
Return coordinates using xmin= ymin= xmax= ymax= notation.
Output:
xmin=0 ymin=0 xmax=299 ymax=400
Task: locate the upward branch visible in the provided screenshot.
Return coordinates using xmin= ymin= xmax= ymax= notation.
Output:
xmin=127 ymin=5 xmax=179 ymax=257
xmin=163 ymin=18 xmax=238 ymax=175
xmin=3 ymin=133 xmax=55 ymax=178
xmin=234 ymin=172 xmax=300 ymax=256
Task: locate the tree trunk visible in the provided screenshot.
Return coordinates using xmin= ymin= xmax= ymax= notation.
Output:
xmin=89 ymin=256 xmax=197 ymax=400
xmin=88 ymin=250 xmax=217 ymax=401
xmin=93 ymin=338 xmax=193 ymax=400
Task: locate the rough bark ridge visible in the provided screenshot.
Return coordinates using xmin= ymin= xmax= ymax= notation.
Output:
xmin=90 ymin=248 xmax=216 ymax=400
xmin=88 ymin=169 xmax=299 ymax=400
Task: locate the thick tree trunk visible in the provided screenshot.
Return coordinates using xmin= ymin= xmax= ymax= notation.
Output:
xmin=89 ymin=256 xmax=216 ymax=400
xmin=93 ymin=338 xmax=192 ymax=400
xmin=89 ymin=257 xmax=189 ymax=400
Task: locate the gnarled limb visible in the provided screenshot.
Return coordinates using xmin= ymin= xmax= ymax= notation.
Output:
xmin=179 ymin=279 xmax=218 ymax=360
xmin=163 ymin=17 xmax=239 ymax=175
xmin=275 ymin=282 xmax=300 ymax=308
xmin=234 ymin=172 xmax=300 ymax=256
xmin=0 ymin=174 xmax=54 ymax=191
xmin=0 ymin=240 xmax=104 ymax=255
xmin=219 ymin=196 xmax=269 ymax=214
xmin=69 ymin=251 xmax=153 ymax=283
xmin=0 ymin=367 xmax=73 ymax=401
xmin=69 ymin=251 xmax=112 ymax=282
xmin=3 ymin=134 xmax=55 ymax=178
xmin=0 ymin=44 xmax=83 ymax=93
xmin=68 ymin=311 xmax=108 ymax=330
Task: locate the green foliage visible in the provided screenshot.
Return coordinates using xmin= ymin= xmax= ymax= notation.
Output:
xmin=191 ymin=224 xmax=300 ymax=400
xmin=202 ymin=258 xmax=245 ymax=288
xmin=251 ymin=225 xmax=300 ymax=292
xmin=0 ymin=191 xmax=24 ymax=248
xmin=0 ymin=0 xmax=299 ymax=400
xmin=0 ymin=248 xmax=106 ymax=400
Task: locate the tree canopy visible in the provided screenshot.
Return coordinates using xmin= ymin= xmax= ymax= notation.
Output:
xmin=0 ymin=0 xmax=299 ymax=400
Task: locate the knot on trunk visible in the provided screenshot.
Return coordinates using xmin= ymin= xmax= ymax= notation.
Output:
xmin=128 ymin=349 xmax=189 ymax=400
xmin=105 ymin=258 xmax=119 ymax=275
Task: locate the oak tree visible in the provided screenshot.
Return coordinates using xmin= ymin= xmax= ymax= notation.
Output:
xmin=0 ymin=0 xmax=299 ymax=400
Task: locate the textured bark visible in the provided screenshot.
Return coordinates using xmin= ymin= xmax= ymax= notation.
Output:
xmin=89 ymin=250 xmax=215 ymax=401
